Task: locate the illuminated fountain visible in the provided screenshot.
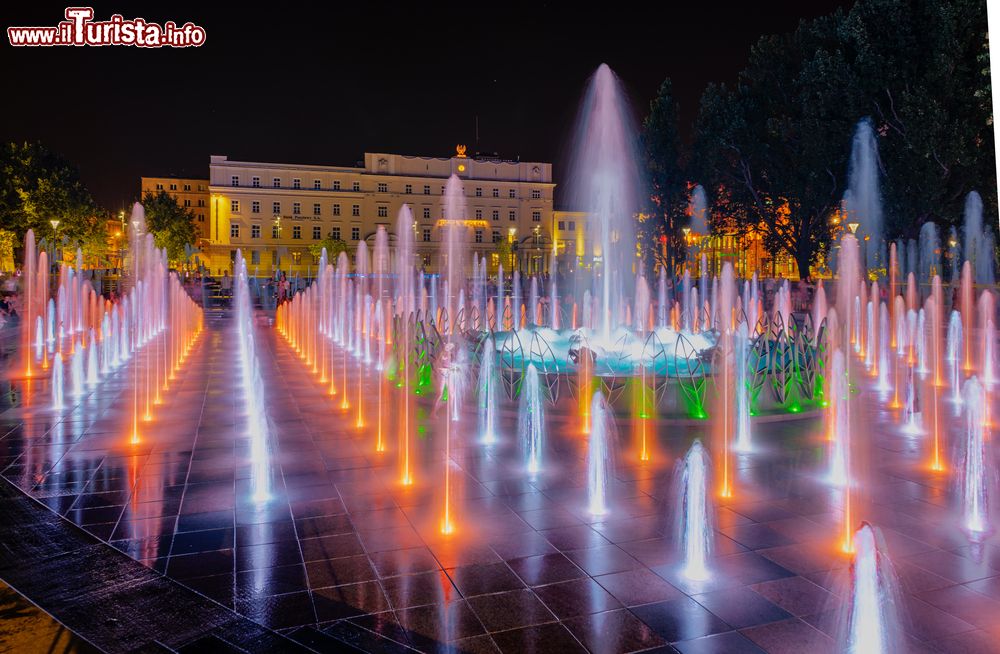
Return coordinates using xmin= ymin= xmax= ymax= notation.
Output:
xmin=478 ymin=335 xmax=499 ymax=445
xmin=958 ymin=376 xmax=991 ymax=538
xmin=587 ymin=391 xmax=613 ymax=516
xmin=50 ymin=355 xmax=64 ymax=410
xmin=235 ymin=250 xmax=272 ymax=504
xmin=947 ymin=310 xmax=964 ymax=407
xmin=675 ymin=440 xmax=713 ymax=581
xmin=841 ymin=523 xmax=903 ymax=654
xmin=519 ymin=364 xmax=545 ymax=476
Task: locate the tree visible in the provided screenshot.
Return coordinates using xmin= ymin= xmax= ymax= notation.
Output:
xmin=141 ymin=190 xmax=197 ymax=263
xmin=694 ymin=11 xmax=859 ymax=278
xmin=308 ymin=236 xmax=348 ymax=261
xmin=692 ymin=0 xmax=995 ymax=277
xmin=840 ymin=0 xmax=995 ymax=234
xmin=0 ymin=142 xmax=101 ymax=243
xmin=640 ymin=78 xmax=688 ymax=276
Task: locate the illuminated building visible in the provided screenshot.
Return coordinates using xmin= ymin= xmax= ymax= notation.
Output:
xmin=206 ymin=149 xmax=555 ymax=276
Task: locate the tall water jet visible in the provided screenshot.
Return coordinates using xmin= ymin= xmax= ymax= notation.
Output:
xmin=519 ymin=364 xmax=545 ymax=475
xmin=959 ymin=377 xmax=992 ymax=538
xmin=844 ymin=119 xmax=883 ymax=270
xmin=841 ymin=523 xmax=903 ymax=654
xmin=947 ymin=311 xmax=964 ymax=406
xmin=395 ymin=205 xmax=416 ymax=485
xmin=715 ymin=263 xmax=736 ymax=497
xmin=734 ymin=322 xmax=752 ymax=452
xmin=964 ymin=191 xmax=996 ymax=286
xmin=675 ymin=440 xmax=713 ymax=581
xmin=567 ymin=64 xmax=640 ymax=342
xmin=443 ymin=174 xmax=467 ymax=333
xmin=478 ymin=337 xmax=499 ymax=444
xmin=587 ymin=391 xmax=613 ymax=516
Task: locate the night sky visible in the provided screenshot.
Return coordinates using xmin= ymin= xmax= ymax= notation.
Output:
xmin=4 ymin=1 xmax=853 ymax=211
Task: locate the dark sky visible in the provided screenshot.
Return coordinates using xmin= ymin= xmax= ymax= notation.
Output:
xmin=4 ymin=1 xmax=853 ymax=210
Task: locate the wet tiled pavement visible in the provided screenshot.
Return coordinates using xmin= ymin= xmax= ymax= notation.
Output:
xmin=1 ymin=312 xmax=998 ymax=653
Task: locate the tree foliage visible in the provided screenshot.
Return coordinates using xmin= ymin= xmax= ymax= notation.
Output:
xmin=142 ymin=190 xmax=197 ymax=263
xmin=640 ymin=78 xmax=688 ymax=275
xmin=0 ymin=141 xmax=101 ymax=242
xmin=685 ymin=0 xmax=993 ymax=277
xmin=308 ymin=236 xmax=348 ymax=260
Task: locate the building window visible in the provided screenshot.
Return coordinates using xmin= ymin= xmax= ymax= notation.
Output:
xmin=352 ymin=181 xmax=360 ymax=192
xmin=231 ymin=200 xmax=240 ymax=213
xmin=509 ymin=189 xmax=516 ymax=199
xmin=231 ymin=176 xmax=239 ymax=187
xmin=352 ymin=205 xmax=360 ymax=217
xmin=272 ymin=177 xmax=281 ymax=188
xmin=272 ymin=201 xmax=281 ymax=214
xmin=531 ymin=189 xmax=541 ymax=199
xmin=292 ymin=178 xmax=301 ymax=189
xmin=198 ymin=214 xmax=204 ymax=222
xmin=492 ymin=230 xmax=500 ymax=243
xmin=312 ymin=226 xmax=321 ymax=240
xmin=230 ymin=223 xmax=240 ymax=238
xmin=377 ymin=182 xmax=388 ymax=193
xmin=198 ymin=199 xmax=205 ymax=207
xmin=183 ymin=184 xmax=191 ymax=191
xmin=183 ymin=199 xmax=191 ymax=207
xmin=475 ymin=209 xmax=483 ymax=219
xmin=532 ymin=211 xmax=541 ymax=222
xmin=377 ymin=206 xmax=388 ymax=218
xmin=292 ymin=225 xmax=301 ymax=239
xmin=251 ymin=176 xmax=260 ymax=188
xmin=405 ymin=184 xmax=412 ymax=194
xmin=441 ymin=186 xmax=446 ymax=194
xmin=475 ymin=187 xmax=482 ymax=197
xmin=333 ymin=204 xmax=341 ymax=216
xmin=272 ymin=224 xmax=280 ymax=239
xmin=155 ymin=183 xmax=164 ymax=191
xmin=332 ymin=227 xmax=341 ymax=240
xmin=423 ymin=185 xmax=430 ymax=195
xmin=313 ymin=179 xmax=321 ymax=189
xmin=251 ymin=224 xmax=261 ymax=239
xmin=271 ymin=250 xmax=278 ymax=265
xmin=252 ymin=201 xmax=260 ymax=214
xmin=509 ymin=210 xmax=516 ymax=222
xmin=568 ymin=221 xmax=575 ymax=231
xmin=492 ymin=210 xmax=499 ymax=221
xmin=492 ymin=188 xmax=499 ymax=198
xmin=293 ymin=202 xmax=301 ymax=215
xmin=422 ymin=228 xmax=431 ymax=242
xmin=558 ymin=221 xmax=565 ymax=231
xmin=313 ymin=203 xmax=321 ymax=216
xmin=351 ymin=226 xmax=360 ymax=241
xmin=422 ymin=207 xmax=431 ymax=219
xmin=169 ymin=183 xmax=177 ymax=191
xmin=475 ymin=230 xmax=483 ymax=243
xmin=333 ymin=180 xmax=341 ymax=191
xmin=251 ymin=250 xmax=260 ymax=265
